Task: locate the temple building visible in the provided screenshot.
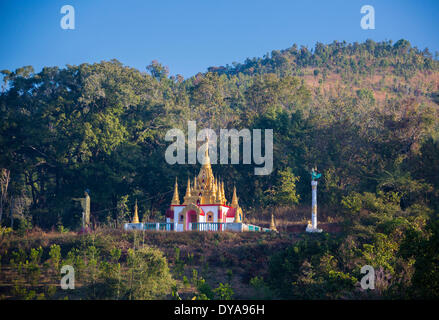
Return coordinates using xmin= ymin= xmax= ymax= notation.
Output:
xmin=125 ymin=146 xmax=271 ymax=232
xmin=165 ymin=147 xmax=243 ymax=231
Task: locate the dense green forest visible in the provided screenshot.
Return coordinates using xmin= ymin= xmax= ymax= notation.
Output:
xmin=1 ymin=39 xmax=439 ymax=299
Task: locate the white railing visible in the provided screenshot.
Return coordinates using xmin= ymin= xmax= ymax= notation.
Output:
xmin=124 ymin=222 xmax=174 ymax=231
xmin=144 ymin=222 xmax=174 ymax=231
xmin=190 ymin=222 xmax=226 ymax=231
xmin=124 ymin=222 xmax=271 ymax=232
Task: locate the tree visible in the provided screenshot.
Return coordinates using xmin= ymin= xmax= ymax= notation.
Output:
xmin=403 ymin=219 xmax=439 ymax=298
xmin=126 ymin=246 xmax=175 ymax=299
xmin=0 ymin=168 xmax=10 ymax=226
xmin=264 ymin=168 xmax=300 ymax=208
xmin=116 ymin=195 xmax=130 ymax=227
xmin=146 ymin=60 xmax=169 ymax=81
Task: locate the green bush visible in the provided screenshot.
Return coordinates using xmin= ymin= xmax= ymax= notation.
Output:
xmin=214 ymin=283 xmax=234 ymax=300
xmin=196 ymin=278 xmax=214 ymax=300
xmin=126 ymin=247 xmax=175 ymax=299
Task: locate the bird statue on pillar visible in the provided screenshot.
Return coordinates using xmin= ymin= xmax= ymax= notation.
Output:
xmin=307 ymin=166 xmax=323 ymax=233
xmin=311 ymin=166 xmax=322 ymax=181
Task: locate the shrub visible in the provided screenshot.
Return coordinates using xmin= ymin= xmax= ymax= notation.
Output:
xmin=126 ymin=246 xmax=175 ymax=299
xmin=214 ymin=283 xmax=234 ymax=300
xmin=196 ymin=278 xmax=214 ymax=300
xmin=249 ymin=276 xmax=272 ymax=299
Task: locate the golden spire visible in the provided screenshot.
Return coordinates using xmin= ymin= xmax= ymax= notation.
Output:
xmin=234 ymin=207 xmax=243 ymax=223
xmin=204 ymin=142 xmax=210 ymax=164
xmin=231 ymin=186 xmax=239 ymax=208
xmin=171 ymin=177 xmax=180 ymax=205
xmin=270 ymin=213 xmax=278 ymax=232
xmin=215 ymin=179 xmax=220 ymax=202
xmin=202 ymin=136 xmax=211 ymax=168
xmin=193 ymin=176 xmax=197 ymax=190
xmin=217 ymin=180 xmax=223 ymax=204
xmin=132 ymin=199 xmax=140 ymax=223
xmin=221 ymin=181 xmax=227 ymax=204
xmin=185 ymin=177 xmax=191 ymax=197
xmin=184 ymin=177 xmax=191 ymax=204
xmin=196 ymin=136 xmax=214 ymax=195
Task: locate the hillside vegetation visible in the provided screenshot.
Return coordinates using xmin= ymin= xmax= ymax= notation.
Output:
xmin=0 ymin=39 xmax=439 ymax=299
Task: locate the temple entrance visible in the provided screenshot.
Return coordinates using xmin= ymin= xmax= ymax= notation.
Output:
xmin=187 ymin=210 xmax=197 ymax=230
xmin=181 ymin=203 xmax=203 ymax=231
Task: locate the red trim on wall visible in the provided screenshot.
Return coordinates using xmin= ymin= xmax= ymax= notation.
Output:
xmin=226 ymin=208 xmax=236 ymax=217
xmin=219 ymin=205 xmax=233 ymax=209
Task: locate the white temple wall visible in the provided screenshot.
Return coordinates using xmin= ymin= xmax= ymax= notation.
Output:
xmin=199 ymin=205 xmax=219 ymax=222
xmin=173 ymin=206 xmax=184 ymax=223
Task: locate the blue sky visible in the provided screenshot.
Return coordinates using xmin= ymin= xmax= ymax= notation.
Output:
xmin=0 ymin=0 xmax=438 ymax=78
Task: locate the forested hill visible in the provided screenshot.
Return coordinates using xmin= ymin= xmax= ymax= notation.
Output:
xmin=207 ymin=39 xmax=439 ymax=110
xmin=0 ymin=39 xmax=438 ymax=233
xmin=207 ymin=39 xmax=439 ymax=77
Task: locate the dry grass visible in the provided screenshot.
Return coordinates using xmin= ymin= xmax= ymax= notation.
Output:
xmin=246 ymin=205 xmax=342 ymax=227
xmin=301 ymin=67 xmax=439 ymax=107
